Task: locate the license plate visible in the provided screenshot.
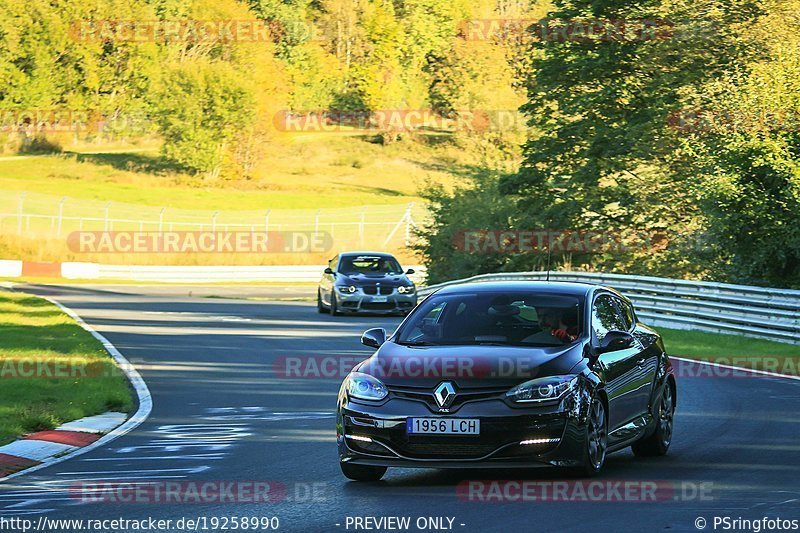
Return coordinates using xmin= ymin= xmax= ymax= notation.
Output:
xmin=372 ymin=296 xmax=388 ymax=303
xmin=407 ymin=418 xmax=480 ymax=435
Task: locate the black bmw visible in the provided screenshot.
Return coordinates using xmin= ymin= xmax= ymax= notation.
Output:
xmin=336 ymin=281 xmax=676 ymax=480
xmin=318 ymin=252 xmax=417 ymax=316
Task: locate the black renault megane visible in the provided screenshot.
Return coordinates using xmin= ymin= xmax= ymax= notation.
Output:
xmin=336 ymin=281 xmax=676 ymax=480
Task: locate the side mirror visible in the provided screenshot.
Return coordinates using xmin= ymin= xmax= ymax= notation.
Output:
xmin=324 ymin=267 xmax=334 ymax=275
xmin=598 ymin=330 xmax=634 ymax=354
xmin=361 ymin=328 xmax=386 ymax=349
xmin=405 ymin=268 xmax=415 ymax=275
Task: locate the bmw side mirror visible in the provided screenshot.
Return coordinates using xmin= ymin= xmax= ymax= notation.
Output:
xmin=361 ymin=328 xmax=386 ymax=349
xmin=324 ymin=267 xmax=334 ymax=275
xmin=405 ymin=268 xmax=415 ymax=275
xmin=598 ymin=330 xmax=634 ymax=354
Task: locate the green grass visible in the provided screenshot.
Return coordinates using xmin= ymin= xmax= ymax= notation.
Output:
xmin=0 ymin=133 xmax=475 ymax=265
xmin=660 ymin=327 xmax=798 ymax=375
xmin=0 ymin=290 xmax=134 ymax=446
xmin=0 ymin=134 xmax=464 ymax=210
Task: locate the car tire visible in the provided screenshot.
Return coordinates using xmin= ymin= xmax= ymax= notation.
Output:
xmin=632 ymin=382 xmax=674 ymax=457
xmin=568 ymin=395 xmax=608 ymax=477
xmin=317 ymin=290 xmax=328 ymax=314
xmin=340 ymin=462 xmax=386 ymax=482
xmin=330 ymin=294 xmax=341 ymax=316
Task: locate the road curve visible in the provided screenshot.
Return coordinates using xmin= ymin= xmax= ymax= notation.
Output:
xmin=0 ymin=284 xmax=798 ymax=533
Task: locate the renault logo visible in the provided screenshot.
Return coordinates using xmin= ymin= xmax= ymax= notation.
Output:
xmin=433 ymin=382 xmax=457 ymax=409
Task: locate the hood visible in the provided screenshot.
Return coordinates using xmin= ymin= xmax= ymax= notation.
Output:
xmin=339 ymin=272 xmax=411 ymax=286
xmin=354 ymin=341 xmax=584 ymax=389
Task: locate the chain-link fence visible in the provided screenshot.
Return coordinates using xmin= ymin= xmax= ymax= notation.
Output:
xmin=0 ymin=190 xmax=429 ymax=252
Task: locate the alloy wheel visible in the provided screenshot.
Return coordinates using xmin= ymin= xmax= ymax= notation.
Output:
xmin=587 ymin=398 xmax=607 ymax=470
xmin=658 ymin=385 xmax=674 ymax=448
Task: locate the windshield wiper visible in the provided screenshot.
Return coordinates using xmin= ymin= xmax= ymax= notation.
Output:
xmin=395 ymin=340 xmax=437 ymax=346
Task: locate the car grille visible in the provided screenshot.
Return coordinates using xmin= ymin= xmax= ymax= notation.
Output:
xmin=389 ymin=386 xmax=507 ymax=411
xmin=400 ymin=440 xmax=499 ymax=459
xmin=363 ymin=285 xmax=393 ymax=295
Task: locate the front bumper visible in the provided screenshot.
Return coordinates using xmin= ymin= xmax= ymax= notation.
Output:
xmin=337 ymin=389 xmax=591 ymax=469
xmin=335 ymin=290 xmax=417 ymax=314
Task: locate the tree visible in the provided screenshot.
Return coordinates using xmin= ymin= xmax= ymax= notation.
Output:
xmin=155 ymin=60 xmax=255 ymax=177
xmin=498 ymin=0 xmax=769 ymax=277
xmin=687 ymin=0 xmax=800 ymax=286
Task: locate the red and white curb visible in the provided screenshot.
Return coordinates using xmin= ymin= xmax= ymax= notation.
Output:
xmin=0 ymin=412 xmax=128 ymax=477
xmin=0 ymin=295 xmax=153 ymax=482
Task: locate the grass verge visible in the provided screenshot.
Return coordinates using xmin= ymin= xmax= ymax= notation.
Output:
xmin=0 ymin=290 xmax=134 ymax=446
xmin=0 ymin=135 xmax=463 ymax=210
xmin=660 ymin=327 xmax=798 ymax=376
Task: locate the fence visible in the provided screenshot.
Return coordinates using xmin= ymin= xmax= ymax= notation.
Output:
xmin=0 ymin=190 xmax=429 ymax=250
xmin=419 ymin=271 xmax=800 ymax=345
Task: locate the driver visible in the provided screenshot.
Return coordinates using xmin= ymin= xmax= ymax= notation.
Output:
xmin=549 ymin=307 xmax=579 ymax=342
xmin=372 ymin=258 xmax=391 ymax=273
xmin=522 ymin=306 xmax=579 ymax=344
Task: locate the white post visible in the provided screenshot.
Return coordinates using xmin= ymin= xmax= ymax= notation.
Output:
xmin=264 ymin=209 xmax=271 ymax=249
xmin=404 ymin=203 xmax=413 ymax=246
xmin=359 ymin=208 xmax=366 ymax=246
xmin=382 ymin=209 xmax=408 ymax=248
xmin=314 ymin=210 xmax=320 ymax=233
xmin=16 ymin=192 xmax=25 ymax=235
xmin=212 ymin=211 xmax=219 ymax=233
xmin=56 ymin=197 xmax=66 ymax=236
xmin=104 ymin=202 xmax=111 ymax=231
xmin=158 ymin=207 xmax=166 ymax=234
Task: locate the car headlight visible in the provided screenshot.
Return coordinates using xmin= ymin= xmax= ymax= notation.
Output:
xmin=397 ymin=285 xmax=415 ymax=294
xmin=337 ymin=285 xmax=357 ymax=294
xmin=506 ymin=375 xmax=579 ymax=403
xmin=343 ymin=372 xmax=388 ymax=401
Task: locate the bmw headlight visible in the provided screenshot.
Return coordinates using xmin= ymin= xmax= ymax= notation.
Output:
xmin=343 ymin=372 xmax=388 ymax=401
xmin=337 ymin=285 xmax=357 ymax=294
xmin=397 ymin=285 xmax=415 ymax=294
xmin=506 ymin=375 xmax=579 ymax=403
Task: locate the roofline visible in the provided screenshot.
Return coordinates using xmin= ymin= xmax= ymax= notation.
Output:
xmin=335 ymin=251 xmax=397 ymax=257
xmin=430 ymin=280 xmax=598 ymax=297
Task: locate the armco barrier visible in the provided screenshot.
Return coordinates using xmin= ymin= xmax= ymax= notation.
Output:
xmin=0 ymin=260 xmax=426 ymax=285
xmin=92 ymin=264 xmax=426 ymax=284
xmin=2 ymin=260 xmax=795 ymax=344
xmin=418 ymin=271 xmax=800 ymax=345
xmin=93 ymin=264 xmax=328 ymax=283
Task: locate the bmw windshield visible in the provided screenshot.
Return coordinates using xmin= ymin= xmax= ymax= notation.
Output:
xmin=395 ymin=291 xmax=583 ymax=347
xmin=339 ymin=255 xmax=404 ymax=275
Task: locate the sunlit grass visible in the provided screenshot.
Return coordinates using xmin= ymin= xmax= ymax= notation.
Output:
xmin=0 ymin=135 xmax=462 ymax=210
xmin=0 ymin=290 xmax=134 ymax=445
xmin=660 ymin=327 xmax=798 ymax=375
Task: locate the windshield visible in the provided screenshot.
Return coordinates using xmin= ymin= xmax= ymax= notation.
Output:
xmin=395 ymin=291 xmax=582 ymax=347
xmin=339 ymin=255 xmax=403 ymax=275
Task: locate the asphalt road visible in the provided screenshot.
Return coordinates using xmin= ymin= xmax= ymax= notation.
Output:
xmin=1 ymin=284 xmax=798 ymax=533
